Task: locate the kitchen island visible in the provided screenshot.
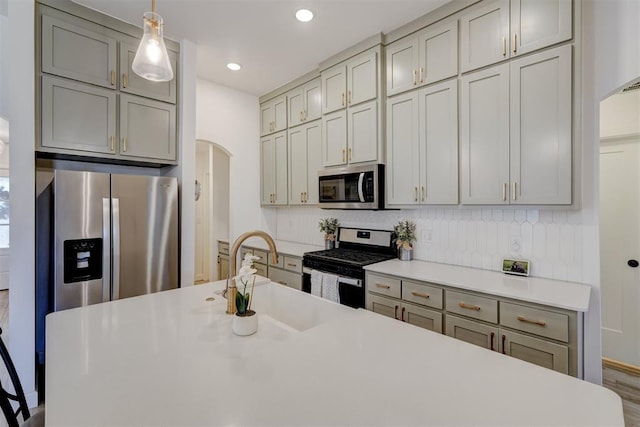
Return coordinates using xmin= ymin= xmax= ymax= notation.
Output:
xmin=46 ymin=280 xmax=623 ymax=426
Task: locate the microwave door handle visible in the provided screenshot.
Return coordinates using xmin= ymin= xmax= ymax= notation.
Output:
xmin=358 ymin=173 xmax=365 ymax=202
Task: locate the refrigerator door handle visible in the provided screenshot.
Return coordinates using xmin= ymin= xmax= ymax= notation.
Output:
xmin=102 ymin=198 xmax=111 ymax=303
xmin=112 ymin=198 xmax=121 ymax=300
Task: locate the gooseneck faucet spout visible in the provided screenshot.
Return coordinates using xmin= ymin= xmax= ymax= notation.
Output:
xmin=227 ymin=230 xmax=278 ymax=314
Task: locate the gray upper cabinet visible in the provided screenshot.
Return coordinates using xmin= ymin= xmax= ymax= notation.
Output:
xmin=287 ymin=78 xmax=322 ymax=127
xmin=119 ymin=94 xmax=176 ymax=162
xmin=260 ymin=95 xmax=287 ymax=136
xmin=460 ymin=0 xmax=572 ymax=73
xmin=120 ymin=42 xmax=177 ymax=104
xmin=322 ymin=49 xmax=377 ymax=114
xmin=41 ymin=13 xmax=117 ymax=89
xmin=41 ymin=75 xmax=117 ymax=155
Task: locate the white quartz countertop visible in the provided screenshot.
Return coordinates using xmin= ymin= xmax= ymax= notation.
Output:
xmin=241 ymin=238 xmax=323 ymax=258
xmin=365 ymin=259 xmax=592 ymax=312
xmin=45 ymin=280 xmax=621 ymax=426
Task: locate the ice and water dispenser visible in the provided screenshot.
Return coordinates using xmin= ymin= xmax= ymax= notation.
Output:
xmin=63 ymin=238 xmax=103 ymax=283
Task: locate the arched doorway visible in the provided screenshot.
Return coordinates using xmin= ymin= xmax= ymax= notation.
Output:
xmin=194 ymin=139 xmax=230 ymax=283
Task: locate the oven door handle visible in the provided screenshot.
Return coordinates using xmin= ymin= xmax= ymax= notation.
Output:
xmin=357 ymin=172 xmax=365 ymax=203
xmin=302 ymin=268 xmax=362 ymax=287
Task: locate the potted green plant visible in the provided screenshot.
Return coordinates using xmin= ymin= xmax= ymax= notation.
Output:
xmin=318 ymin=218 xmax=339 ymax=249
xmin=394 ymin=220 xmax=416 ymax=261
xmin=232 ymin=253 xmax=260 ymax=336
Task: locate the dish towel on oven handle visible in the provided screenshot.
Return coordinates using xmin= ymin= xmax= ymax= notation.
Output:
xmin=310 ymin=270 xmax=323 ymax=297
xmin=321 ymin=273 xmax=340 ymax=303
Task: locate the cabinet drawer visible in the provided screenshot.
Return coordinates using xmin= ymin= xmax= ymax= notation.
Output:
xmin=240 ymin=247 xmax=253 ymax=260
xmin=367 ymin=273 xmax=401 ymax=299
xmin=500 ymin=302 xmax=569 ymax=342
xmin=217 ymin=242 xmax=229 ymax=255
xmin=445 ymin=290 xmax=498 ymax=324
xmin=283 ymin=256 xmax=302 ymax=273
xmin=254 ymin=263 xmax=268 ymax=278
xmin=269 ymin=267 xmax=302 ymax=291
xmin=253 ymin=249 xmax=269 ymax=265
xmin=402 ymin=280 xmax=443 ymax=309
xmin=268 ymin=253 xmax=284 ymax=268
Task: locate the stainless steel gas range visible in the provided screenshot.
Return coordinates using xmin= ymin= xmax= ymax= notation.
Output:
xmin=302 ymin=227 xmax=396 ymax=308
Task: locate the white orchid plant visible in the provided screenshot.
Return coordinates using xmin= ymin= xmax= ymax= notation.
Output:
xmin=233 ymin=253 xmax=260 ymax=316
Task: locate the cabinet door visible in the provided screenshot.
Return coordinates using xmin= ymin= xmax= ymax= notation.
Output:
xmin=418 ymin=20 xmax=458 ymax=86
xmin=119 ymin=94 xmax=176 ymax=161
xmin=500 ymin=329 xmax=569 ymax=374
xmin=386 ymin=37 xmax=419 ymax=97
xmin=460 ymin=0 xmax=510 ymax=73
xmin=511 ymin=0 xmax=572 ymax=57
xmin=367 ymin=293 xmax=400 ymax=320
xmin=260 ymin=102 xmax=275 ymax=136
xmin=460 ymin=64 xmax=510 ymax=204
xmin=347 ymin=51 xmax=377 ymax=107
xmin=322 ymin=110 xmax=348 ymax=166
xmin=288 ymin=125 xmax=307 ymax=205
xmin=305 ymin=121 xmax=322 ymax=204
xmin=261 ymin=135 xmax=276 ymax=205
xmin=41 ymin=75 xmax=117 ymax=155
xmin=287 ymin=87 xmax=305 ymax=128
xmin=273 ymin=95 xmax=288 ymax=133
xmin=120 ymin=42 xmax=177 ymax=104
xmin=386 ymin=92 xmax=420 ymax=205
xmin=41 ymin=14 xmax=117 ymax=89
xmin=418 ymin=79 xmax=459 ymax=204
xmin=218 ymin=255 xmax=229 ymax=280
xmin=321 ymin=64 xmax=346 ymax=114
xmin=274 ymin=131 xmax=288 ymax=205
xmin=445 ymin=315 xmax=499 ymax=351
xmin=303 ymin=79 xmax=322 ymax=122
xmin=348 ymin=100 xmax=378 ymax=164
xmin=510 ymin=45 xmax=572 ymax=204
xmin=402 ymin=303 xmax=443 ymax=333
xmin=269 ymin=267 xmax=302 ymax=291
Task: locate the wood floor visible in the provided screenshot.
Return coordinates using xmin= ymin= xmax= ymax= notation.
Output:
xmin=0 ymin=290 xmax=638 ymax=425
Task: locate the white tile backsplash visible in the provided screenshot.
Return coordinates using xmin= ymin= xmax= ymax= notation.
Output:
xmin=271 ymin=206 xmax=585 ymax=282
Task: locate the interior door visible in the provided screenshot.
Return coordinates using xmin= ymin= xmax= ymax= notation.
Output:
xmin=600 ymin=139 xmax=640 ymax=366
xmin=111 ymin=174 xmax=179 ymax=299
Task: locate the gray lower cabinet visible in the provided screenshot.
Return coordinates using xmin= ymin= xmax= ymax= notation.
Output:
xmin=269 ymin=267 xmax=302 ymax=291
xmin=119 ymin=94 xmax=177 ymax=162
xmin=218 ymin=255 xmax=229 ymax=280
xmin=41 ymin=75 xmax=117 ymax=155
xmin=501 ymin=329 xmax=569 ymax=374
xmin=445 ymin=314 xmax=499 ymax=351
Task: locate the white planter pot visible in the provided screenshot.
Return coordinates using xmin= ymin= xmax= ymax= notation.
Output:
xmin=232 ymin=310 xmax=258 ymax=336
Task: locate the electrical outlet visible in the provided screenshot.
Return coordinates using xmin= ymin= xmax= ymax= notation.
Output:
xmin=510 ymin=237 xmax=522 ymax=252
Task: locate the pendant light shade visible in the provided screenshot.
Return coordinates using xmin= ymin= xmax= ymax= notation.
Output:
xmin=132 ymin=6 xmax=174 ymax=82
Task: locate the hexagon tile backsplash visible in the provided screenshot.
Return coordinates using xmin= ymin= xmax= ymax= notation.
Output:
xmin=274 ymin=206 xmax=584 ymax=283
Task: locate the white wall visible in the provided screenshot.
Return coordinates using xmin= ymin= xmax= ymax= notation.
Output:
xmin=196 ymin=80 xmax=276 ymax=242
xmin=600 ymin=91 xmax=640 ymax=139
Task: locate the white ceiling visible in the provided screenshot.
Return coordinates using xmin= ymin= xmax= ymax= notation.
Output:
xmin=72 ymin=0 xmax=451 ymax=96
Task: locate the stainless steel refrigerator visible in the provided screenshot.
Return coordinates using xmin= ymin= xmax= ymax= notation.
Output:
xmin=45 ymin=169 xmax=179 ymax=308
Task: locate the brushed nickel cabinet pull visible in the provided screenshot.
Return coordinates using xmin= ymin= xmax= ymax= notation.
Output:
xmin=411 ymin=291 xmax=430 ymax=299
xmin=421 ymin=186 xmax=425 ymax=202
xmin=502 ymin=36 xmax=507 ymax=57
xmin=490 ymin=332 xmax=495 ymax=351
xmin=503 ymin=182 xmax=507 ymax=201
xmin=512 ymin=182 xmax=517 ymax=201
xmin=458 ymin=302 xmax=481 ymax=311
xmin=513 ymin=33 xmax=518 ymax=54
xmin=517 ymin=316 xmax=547 ymax=327
xmin=122 ymin=137 xmax=127 ymax=152
xmin=375 ymin=283 xmax=391 ymax=289
xmin=413 ymin=69 xmax=417 ymax=86
xmin=122 ymin=73 xmax=128 ymax=88
xmin=110 ymin=70 xmax=115 ymax=86
xmin=419 ymin=67 xmax=424 ymax=84
xmin=401 ymin=307 xmax=406 ymax=322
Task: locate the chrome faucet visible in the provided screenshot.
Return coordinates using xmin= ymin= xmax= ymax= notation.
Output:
xmin=226 ymin=230 xmax=278 ymax=314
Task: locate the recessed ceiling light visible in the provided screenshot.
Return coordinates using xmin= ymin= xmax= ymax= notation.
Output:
xmin=227 ymin=63 xmax=242 ymax=71
xmin=295 ymin=9 xmax=314 ymax=23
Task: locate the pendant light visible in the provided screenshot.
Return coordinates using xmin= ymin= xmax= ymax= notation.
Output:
xmin=132 ymin=0 xmax=174 ymax=82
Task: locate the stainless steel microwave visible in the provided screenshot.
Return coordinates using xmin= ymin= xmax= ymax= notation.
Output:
xmin=318 ymin=164 xmax=385 ymax=210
